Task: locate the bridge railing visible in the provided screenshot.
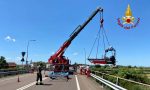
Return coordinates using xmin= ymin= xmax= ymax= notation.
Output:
xmin=0 ymin=70 xmax=29 ymax=78
xmin=90 ymin=72 xmax=127 ymax=90
xmin=91 ymin=71 xmax=150 ymax=90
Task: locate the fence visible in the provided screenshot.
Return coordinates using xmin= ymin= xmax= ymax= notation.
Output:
xmin=91 ymin=71 xmax=150 ymax=90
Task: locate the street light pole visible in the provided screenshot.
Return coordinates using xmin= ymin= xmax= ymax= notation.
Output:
xmin=26 ymin=40 xmax=36 ymax=65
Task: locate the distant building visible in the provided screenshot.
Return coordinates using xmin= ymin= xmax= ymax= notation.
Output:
xmin=31 ymin=62 xmax=38 ymax=68
xmin=7 ymin=62 xmax=17 ymax=68
xmin=46 ymin=63 xmax=50 ymax=69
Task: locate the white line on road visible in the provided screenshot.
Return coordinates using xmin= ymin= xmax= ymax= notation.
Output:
xmin=75 ymin=75 xmax=80 ymax=90
xmin=16 ymin=77 xmax=47 ymax=90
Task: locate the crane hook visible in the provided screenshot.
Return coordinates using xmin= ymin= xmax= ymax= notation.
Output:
xmin=100 ymin=18 xmax=104 ymax=28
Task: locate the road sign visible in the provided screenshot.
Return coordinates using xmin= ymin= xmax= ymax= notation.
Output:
xmin=21 ymin=52 xmax=26 ymax=57
xmin=21 ymin=58 xmax=24 ymax=62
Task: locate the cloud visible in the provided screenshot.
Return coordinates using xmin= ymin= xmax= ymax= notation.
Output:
xmin=73 ymin=52 xmax=78 ymax=56
xmin=15 ymin=57 xmax=23 ymax=64
xmin=51 ymin=52 xmax=55 ymax=55
xmin=5 ymin=36 xmax=11 ymax=40
xmin=6 ymin=57 xmax=12 ymax=60
xmin=12 ymin=39 xmax=16 ymax=42
xmin=4 ymin=36 xmax=16 ymax=42
xmin=17 ymin=57 xmax=22 ymax=60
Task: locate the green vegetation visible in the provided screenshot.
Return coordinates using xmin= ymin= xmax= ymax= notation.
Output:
xmin=33 ymin=61 xmax=46 ymax=69
xmin=0 ymin=56 xmax=8 ymax=69
xmin=91 ymin=65 xmax=150 ymax=90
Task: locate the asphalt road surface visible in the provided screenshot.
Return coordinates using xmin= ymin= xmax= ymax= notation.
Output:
xmin=0 ymin=72 xmax=104 ymax=90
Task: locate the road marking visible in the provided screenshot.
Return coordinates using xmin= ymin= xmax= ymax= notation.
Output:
xmin=16 ymin=77 xmax=47 ymax=90
xmin=75 ymin=75 xmax=80 ymax=90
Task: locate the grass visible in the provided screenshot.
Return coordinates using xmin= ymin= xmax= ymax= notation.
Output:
xmin=91 ymin=65 xmax=150 ymax=90
xmin=146 ymin=74 xmax=150 ymax=79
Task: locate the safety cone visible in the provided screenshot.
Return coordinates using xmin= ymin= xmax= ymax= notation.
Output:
xmin=17 ymin=75 xmax=20 ymax=82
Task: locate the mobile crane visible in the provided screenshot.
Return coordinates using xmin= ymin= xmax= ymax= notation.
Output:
xmin=48 ymin=7 xmax=115 ymax=80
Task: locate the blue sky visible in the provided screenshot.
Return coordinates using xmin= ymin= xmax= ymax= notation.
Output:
xmin=0 ymin=0 xmax=149 ymax=66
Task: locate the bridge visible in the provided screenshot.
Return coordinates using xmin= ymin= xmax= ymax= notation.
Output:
xmin=0 ymin=72 xmax=102 ymax=90
xmin=0 ymin=71 xmax=130 ymax=90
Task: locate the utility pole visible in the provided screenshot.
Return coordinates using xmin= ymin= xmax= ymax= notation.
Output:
xmin=26 ymin=40 xmax=36 ymax=66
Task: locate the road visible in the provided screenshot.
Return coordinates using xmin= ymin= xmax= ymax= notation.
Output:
xmin=0 ymin=72 xmax=104 ymax=90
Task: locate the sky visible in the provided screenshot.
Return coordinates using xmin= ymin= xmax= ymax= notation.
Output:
xmin=0 ymin=0 xmax=149 ymax=66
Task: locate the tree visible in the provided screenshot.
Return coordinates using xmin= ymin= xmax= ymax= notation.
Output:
xmin=35 ymin=61 xmax=46 ymax=69
xmin=0 ymin=56 xmax=8 ymax=69
xmin=127 ymin=65 xmax=132 ymax=68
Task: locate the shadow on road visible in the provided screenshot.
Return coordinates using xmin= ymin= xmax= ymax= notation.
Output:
xmin=42 ymin=83 xmax=53 ymax=86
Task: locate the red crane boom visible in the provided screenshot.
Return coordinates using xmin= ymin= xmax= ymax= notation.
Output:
xmin=48 ymin=7 xmax=103 ymax=71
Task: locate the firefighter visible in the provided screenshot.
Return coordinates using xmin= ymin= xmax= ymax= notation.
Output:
xmin=80 ymin=65 xmax=83 ymax=75
xmin=86 ymin=65 xmax=90 ymax=77
xmin=36 ymin=64 xmax=43 ymax=85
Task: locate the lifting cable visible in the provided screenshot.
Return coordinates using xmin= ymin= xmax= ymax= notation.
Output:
xmin=88 ymin=11 xmax=111 ymax=59
xmin=88 ymin=12 xmax=102 ymax=59
xmin=88 ymin=28 xmax=101 ymax=59
xmin=96 ymin=28 xmax=101 ymax=58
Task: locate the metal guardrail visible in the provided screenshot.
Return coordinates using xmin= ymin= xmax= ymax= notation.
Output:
xmin=90 ymin=73 xmax=127 ymax=90
xmin=94 ymin=71 xmax=150 ymax=87
xmin=0 ymin=70 xmax=29 ymax=78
